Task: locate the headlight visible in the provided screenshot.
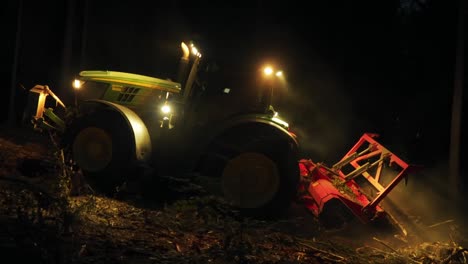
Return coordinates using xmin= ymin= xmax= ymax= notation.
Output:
xmin=73 ymin=79 xmax=83 ymax=89
xmin=161 ymin=104 xmax=171 ymax=114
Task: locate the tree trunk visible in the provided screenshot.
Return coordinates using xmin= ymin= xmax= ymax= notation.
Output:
xmin=7 ymin=0 xmax=23 ymax=126
xmin=449 ymin=0 xmax=466 ymax=205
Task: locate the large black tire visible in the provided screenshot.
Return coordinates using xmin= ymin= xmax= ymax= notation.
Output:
xmin=63 ymin=110 xmax=135 ymax=195
xmin=199 ymin=124 xmax=299 ymax=218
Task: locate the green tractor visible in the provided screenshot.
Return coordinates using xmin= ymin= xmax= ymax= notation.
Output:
xmin=32 ymin=42 xmax=299 ymax=216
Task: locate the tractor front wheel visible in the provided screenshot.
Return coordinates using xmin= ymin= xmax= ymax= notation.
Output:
xmin=64 ymin=110 xmax=135 ymax=194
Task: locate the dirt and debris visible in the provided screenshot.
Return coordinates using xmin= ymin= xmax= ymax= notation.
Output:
xmin=0 ymin=124 xmax=467 ymax=264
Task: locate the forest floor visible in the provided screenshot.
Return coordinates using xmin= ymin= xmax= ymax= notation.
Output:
xmin=0 ymin=124 xmax=467 ymax=264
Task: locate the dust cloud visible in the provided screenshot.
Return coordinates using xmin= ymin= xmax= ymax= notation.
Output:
xmin=382 ymin=160 xmax=467 ymax=245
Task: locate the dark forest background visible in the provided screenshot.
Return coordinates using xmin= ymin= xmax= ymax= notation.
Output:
xmin=1 ymin=0 xmax=467 ymax=195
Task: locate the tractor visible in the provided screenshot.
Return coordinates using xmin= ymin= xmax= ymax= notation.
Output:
xmin=26 ymin=42 xmax=418 ymax=233
xmin=28 ymin=42 xmax=299 ymax=216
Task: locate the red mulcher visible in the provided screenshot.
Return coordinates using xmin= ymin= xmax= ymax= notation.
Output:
xmin=298 ymin=133 xmax=418 ymax=235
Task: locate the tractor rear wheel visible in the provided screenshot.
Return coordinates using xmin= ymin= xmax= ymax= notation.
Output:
xmin=64 ymin=110 xmax=135 ymax=194
xmin=200 ymin=125 xmax=299 ymax=218
xmin=222 ymin=152 xmax=280 ymax=210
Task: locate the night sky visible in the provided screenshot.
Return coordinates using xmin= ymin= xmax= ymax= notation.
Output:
xmin=2 ymin=1 xmax=467 ymax=188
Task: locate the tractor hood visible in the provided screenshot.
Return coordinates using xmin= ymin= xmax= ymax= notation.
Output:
xmin=78 ymin=71 xmax=182 ymax=94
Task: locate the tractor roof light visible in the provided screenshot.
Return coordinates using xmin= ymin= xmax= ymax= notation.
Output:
xmin=190 ymin=42 xmax=202 ymax=57
xmin=191 ymin=46 xmax=199 ymax=56
xmin=263 ymin=66 xmax=274 ymax=76
xmin=262 ymin=66 xmax=284 ymax=79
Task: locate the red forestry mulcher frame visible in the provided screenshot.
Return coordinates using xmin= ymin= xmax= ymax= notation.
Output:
xmin=297 ymin=133 xmax=418 ymax=235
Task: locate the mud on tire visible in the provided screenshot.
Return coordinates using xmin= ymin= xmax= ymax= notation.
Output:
xmin=200 ymin=124 xmax=299 ymax=218
xmin=62 ymin=110 xmax=135 ymax=195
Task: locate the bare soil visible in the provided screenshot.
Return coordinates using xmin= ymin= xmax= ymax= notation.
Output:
xmin=0 ymin=124 xmax=466 ymax=264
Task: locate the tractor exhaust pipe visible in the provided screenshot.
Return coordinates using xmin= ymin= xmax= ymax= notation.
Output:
xmin=182 ymin=43 xmax=202 ymax=104
xmin=176 ymin=42 xmax=190 ymax=88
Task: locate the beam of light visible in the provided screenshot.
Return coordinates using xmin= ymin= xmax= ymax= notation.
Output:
xmin=275 ymin=71 xmax=283 ymax=77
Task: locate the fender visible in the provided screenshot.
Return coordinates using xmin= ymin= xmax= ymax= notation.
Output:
xmin=189 ymin=113 xmax=299 ymax=168
xmin=80 ymin=99 xmax=152 ymax=162
xmin=212 ymin=113 xmax=298 ymax=147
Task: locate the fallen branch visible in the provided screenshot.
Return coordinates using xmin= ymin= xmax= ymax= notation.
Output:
xmin=297 ymin=239 xmax=346 ymax=263
xmin=372 ymin=237 xmax=422 ymax=264
xmin=427 ymin=219 xmax=454 ymax=229
xmin=441 ymin=247 xmax=468 ymax=264
xmin=372 ymin=237 xmax=398 ymax=253
xmin=357 ymin=245 xmax=424 ymax=264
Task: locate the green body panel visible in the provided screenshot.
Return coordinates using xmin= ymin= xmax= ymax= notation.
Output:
xmin=79 ymin=71 xmax=181 ymax=93
xmin=78 ymin=70 xmax=181 ymax=110
xmin=44 ymin=108 xmax=66 ymax=132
